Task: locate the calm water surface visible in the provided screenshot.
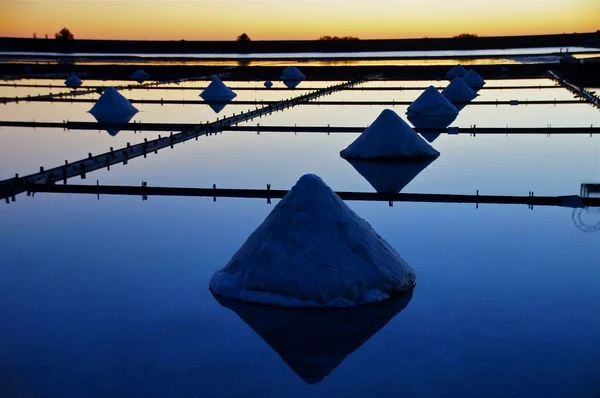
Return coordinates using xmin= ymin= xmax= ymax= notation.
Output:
xmin=0 ymin=78 xmax=599 ymax=398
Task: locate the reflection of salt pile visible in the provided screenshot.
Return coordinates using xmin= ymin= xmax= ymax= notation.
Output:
xmin=346 ymin=158 xmax=435 ymax=194
xmin=214 ymin=290 xmax=412 ymax=385
xmin=210 ymin=174 xmax=416 ymax=308
xmin=200 ymin=77 xmax=237 ymax=113
xmin=446 ymin=64 xmax=468 ymax=79
xmin=64 ymin=74 xmax=82 ymax=88
xmin=341 ymin=109 xmax=439 ymax=160
xmin=442 ymin=77 xmax=478 ymax=110
xmin=264 ymin=80 xmax=273 ymax=88
xmin=130 ymin=69 xmax=149 ymax=83
xmin=89 ymin=87 xmax=138 ymax=136
xmin=281 ymin=66 xmax=305 ymax=88
xmin=462 ymin=69 xmax=486 ymax=91
xmin=406 ymin=85 xmax=458 ymax=133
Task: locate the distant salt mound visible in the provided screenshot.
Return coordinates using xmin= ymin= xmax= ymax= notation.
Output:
xmin=346 ymin=158 xmax=435 ymax=194
xmin=340 ymin=109 xmax=439 ymax=160
xmin=446 ymin=64 xmax=468 ymax=79
xmin=463 ymin=69 xmax=486 ymax=90
xmin=209 ymin=174 xmax=416 ymax=308
xmin=200 ymin=77 xmax=237 ymax=102
xmin=281 ymin=66 xmax=306 ymax=81
xmin=264 ymin=80 xmax=273 ymax=88
xmin=442 ymin=77 xmax=478 ymax=106
xmin=130 ymin=69 xmax=149 ymax=83
xmin=407 ymin=86 xmax=458 ymax=117
xmin=89 ymin=87 xmax=138 ymax=116
xmin=64 ymin=74 xmax=82 ymax=88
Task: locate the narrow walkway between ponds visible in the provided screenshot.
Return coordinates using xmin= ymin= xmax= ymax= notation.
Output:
xmin=547 ymin=70 xmax=600 ymax=110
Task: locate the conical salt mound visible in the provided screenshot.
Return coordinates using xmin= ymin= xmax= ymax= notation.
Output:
xmin=340 ymin=109 xmax=440 ymax=160
xmin=130 ymin=69 xmax=149 ymax=83
xmin=209 ymin=174 xmax=416 ymax=308
xmin=214 ymin=291 xmax=412 ymax=385
xmin=200 ymin=77 xmax=237 ymax=102
xmin=64 ymin=74 xmax=82 ymax=88
xmin=89 ymin=87 xmax=138 ymax=116
xmin=407 ymin=86 xmax=458 ymax=117
xmin=346 ymin=158 xmax=435 ymax=194
xmin=463 ymin=69 xmax=485 ymax=90
xmin=442 ymin=77 xmax=478 ymax=105
xmin=264 ymin=80 xmax=273 ymax=88
xmin=446 ymin=64 xmax=468 ymax=79
xmin=281 ymin=66 xmax=305 ymax=81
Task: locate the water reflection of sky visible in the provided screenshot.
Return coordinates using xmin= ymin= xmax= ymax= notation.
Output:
xmin=1 ymin=76 xmax=600 ymax=397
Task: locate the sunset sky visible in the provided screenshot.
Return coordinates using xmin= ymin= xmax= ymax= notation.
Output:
xmin=0 ymin=0 xmax=597 ymax=41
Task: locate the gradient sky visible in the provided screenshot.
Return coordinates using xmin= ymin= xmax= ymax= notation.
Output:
xmin=0 ymin=0 xmax=597 ymax=40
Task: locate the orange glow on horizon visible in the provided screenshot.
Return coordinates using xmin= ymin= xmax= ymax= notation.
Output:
xmin=0 ymin=0 xmax=595 ymax=41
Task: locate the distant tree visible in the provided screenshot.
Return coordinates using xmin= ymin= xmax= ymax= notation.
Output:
xmin=237 ymin=33 xmax=251 ymax=43
xmin=45 ymin=34 xmax=48 ymax=39
xmin=319 ymin=35 xmax=359 ymax=41
xmin=453 ymin=33 xmax=478 ymax=39
xmin=55 ymin=27 xmax=74 ymax=40
xmin=33 ymin=33 xmax=37 ymax=39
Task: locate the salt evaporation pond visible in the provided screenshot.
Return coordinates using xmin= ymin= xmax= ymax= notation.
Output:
xmin=0 ymin=73 xmax=599 ymax=397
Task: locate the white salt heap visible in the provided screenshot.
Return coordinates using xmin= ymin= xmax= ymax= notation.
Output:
xmin=64 ymin=74 xmax=82 ymax=88
xmin=462 ymin=69 xmax=486 ymax=90
xmin=446 ymin=64 xmax=468 ymax=79
xmin=200 ymin=77 xmax=237 ymax=102
xmin=281 ymin=66 xmax=306 ymax=81
xmin=209 ymin=174 xmax=416 ymax=308
xmin=442 ymin=77 xmax=478 ymax=104
xmin=89 ymin=87 xmax=138 ymax=116
xmin=407 ymin=86 xmax=458 ymax=118
xmin=130 ymin=69 xmax=149 ymax=82
xmin=340 ymin=109 xmax=439 ymax=160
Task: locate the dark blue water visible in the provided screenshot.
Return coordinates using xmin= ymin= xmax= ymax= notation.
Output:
xmin=1 ymin=80 xmax=600 ymax=397
xmin=1 ymin=192 xmax=599 ymax=397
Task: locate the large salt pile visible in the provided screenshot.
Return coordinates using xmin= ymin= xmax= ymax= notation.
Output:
xmin=406 ymin=86 xmax=458 ymax=130
xmin=209 ymin=174 xmax=416 ymax=308
xmin=130 ymin=69 xmax=149 ymax=83
xmin=446 ymin=64 xmax=468 ymax=79
xmin=200 ymin=77 xmax=237 ymax=113
xmin=214 ymin=290 xmax=412 ymax=384
xmin=442 ymin=77 xmax=478 ymax=109
xmin=340 ymin=109 xmax=439 ymax=160
xmin=89 ymin=87 xmax=138 ymax=136
xmin=346 ymin=158 xmax=435 ymax=194
xmin=463 ymin=69 xmax=486 ymax=91
xmin=64 ymin=74 xmax=82 ymax=88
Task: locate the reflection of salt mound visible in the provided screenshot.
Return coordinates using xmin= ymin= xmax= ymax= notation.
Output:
xmin=283 ymin=80 xmax=301 ymax=89
xmin=264 ymin=80 xmax=273 ymax=88
xmin=209 ymin=174 xmax=416 ymax=308
xmin=89 ymin=87 xmax=138 ymax=116
xmin=463 ymin=69 xmax=485 ymax=90
xmin=130 ymin=69 xmax=149 ymax=83
xmin=200 ymin=77 xmax=237 ymax=102
xmin=64 ymin=74 xmax=82 ymax=88
xmin=90 ymin=111 xmax=136 ymax=137
xmin=346 ymin=158 xmax=435 ymax=194
xmin=442 ymin=77 xmax=478 ymax=105
xmin=281 ymin=66 xmax=305 ymax=81
xmin=446 ymin=64 xmax=468 ymax=79
xmin=214 ymin=290 xmax=412 ymax=385
xmin=341 ymin=109 xmax=439 ymax=160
